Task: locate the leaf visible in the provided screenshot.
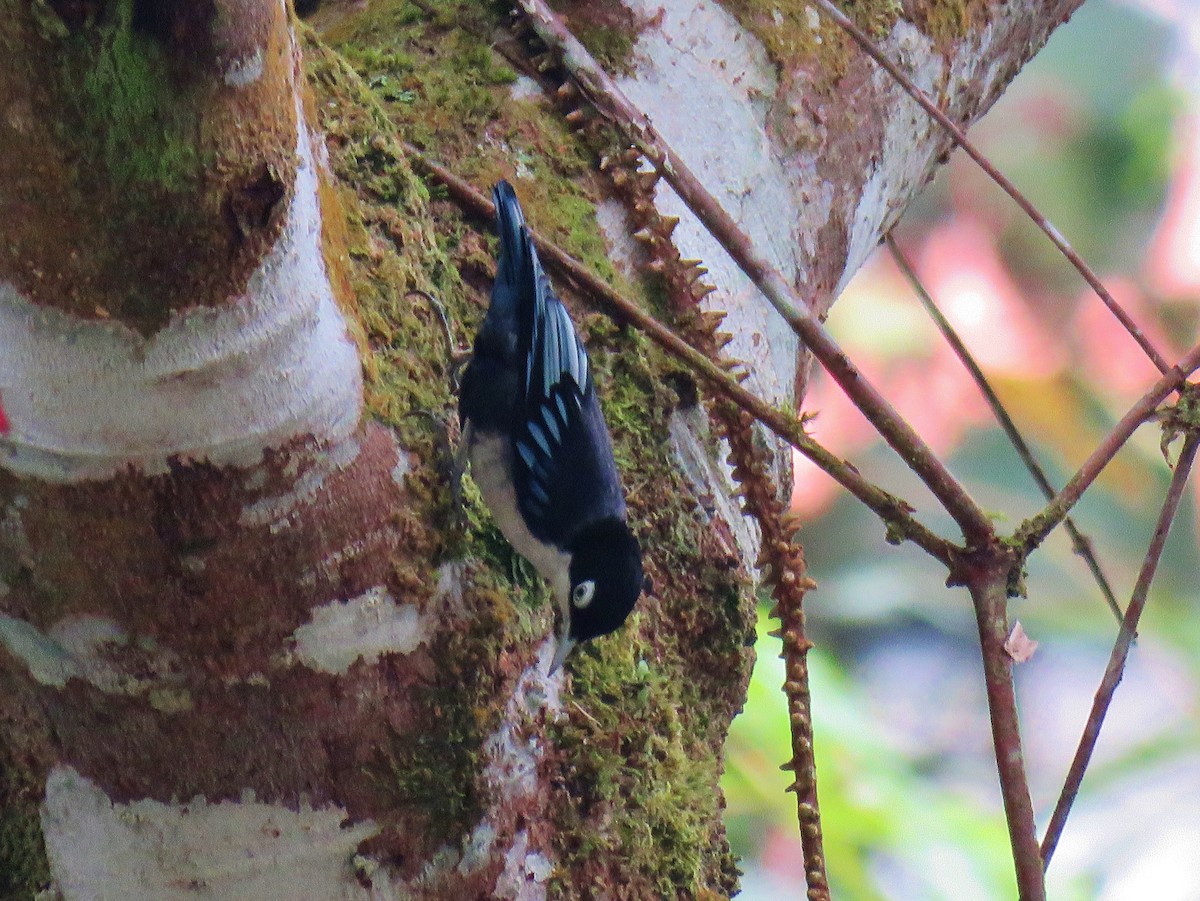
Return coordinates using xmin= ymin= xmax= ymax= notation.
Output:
xmin=1004 ymin=621 xmax=1039 ymax=664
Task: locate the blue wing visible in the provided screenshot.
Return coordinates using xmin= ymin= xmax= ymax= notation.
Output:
xmin=514 ymin=374 xmax=627 ymax=547
xmin=488 ymin=183 xmax=625 ymax=546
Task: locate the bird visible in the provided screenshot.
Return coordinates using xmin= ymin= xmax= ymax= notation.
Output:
xmin=459 ymin=180 xmax=643 ymax=673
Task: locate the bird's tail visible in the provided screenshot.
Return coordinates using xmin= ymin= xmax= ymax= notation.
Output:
xmin=493 ymin=180 xmax=532 ymax=289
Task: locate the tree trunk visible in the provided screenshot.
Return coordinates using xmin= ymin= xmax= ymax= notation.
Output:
xmin=0 ymin=0 xmax=1082 ymax=898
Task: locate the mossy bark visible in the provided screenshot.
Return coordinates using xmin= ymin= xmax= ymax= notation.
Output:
xmin=0 ymin=0 xmax=299 ymax=333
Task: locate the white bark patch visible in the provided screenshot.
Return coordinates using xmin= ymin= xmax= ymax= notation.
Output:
xmin=299 ymin=534 xmax=379 ymax=589
xmin=390 ymin=444 xmax=411 ymax=485
xmin=0 ymin=613 xmax=185 ymax=701
xmin=239 ymin=435 xmax=362 ymax=532
xmin=593 ymin=197 xmax=642 ymax=277
xmin=509 ymin=75 xmax=543 ymax=101
xmin=840 ymin=21 xmax=944 ymax=289
xmin=667 ymin=406 xmax=760 ymax=565
xmin=481 ymin=637 xmax=562 ymax=801
xmin=224 ymin=48 xmax=265 ymax=87
xmin=1 ymin=494 xmax=31 ymax=561
xmin=842 ymin=0 xmax=1055 ymax=292
xmin=288 ymin=586 xmax=430 ymax=675
xmin=430 ymin=561 xmax=471 ymax=618
xmin=620 ymin=0 xmax=799 ymax=412
xmin=40 ymin=766 xmax=378 ymax=901
xmin=0 ymin=94 xmax=361 ymax=484
xmin=496 ymin=829 xmax=552 ymax=901
xmin=0 ymin=614 xmax=79 ymax=688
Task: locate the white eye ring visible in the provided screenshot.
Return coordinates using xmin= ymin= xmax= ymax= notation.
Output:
xmin=571 ymin=580 xmax=596 ymax=609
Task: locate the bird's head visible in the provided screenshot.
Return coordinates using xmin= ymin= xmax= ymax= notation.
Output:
xmin=549 ymin=518 xmax=643 ymax=673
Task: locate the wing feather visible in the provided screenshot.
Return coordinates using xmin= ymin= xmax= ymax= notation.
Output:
xmin=541 ymin=405 xmax=561 ymax=443
xmin=498 ymin=182 xmax=622 ymax=544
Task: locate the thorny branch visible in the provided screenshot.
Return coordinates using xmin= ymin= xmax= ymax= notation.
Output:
xmin=812 ymin=0 xmax=1171 ymax=377
xmin=517 ymin=0 xmax=995 ymax=550
xmin=569 ymin=88 xmax=831 ymax=898
xmin=886 ymin=237 xmax=1124 ymax=625
xmin=1039 ymin=433 xmax=1200 ymax=867
xmin=498 ymin=11 xmax=835 ymax=893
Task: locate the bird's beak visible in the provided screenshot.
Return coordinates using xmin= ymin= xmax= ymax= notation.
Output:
xmin=549 ymin=633 xmax=576 ymax=675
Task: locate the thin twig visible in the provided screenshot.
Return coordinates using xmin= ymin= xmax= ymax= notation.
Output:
xmin=812 ymin=0 xmax=1171 ymax=378
xmin=1015 ymin=343 xmax=1200 ymax=551
xmin=405 ymin=143 xmax=959 ymax=567
xmin=516 ymin=0 xmax=995 ymax=549
xmin=1039 ymin=433 xmax=1200 ymax=867
xmin=967 ymin=548 xmax=1045 ymax=901
xmin=886 ymin=236 xmax=1123 ymax=625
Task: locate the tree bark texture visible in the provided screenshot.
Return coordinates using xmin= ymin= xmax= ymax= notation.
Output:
xmin=0 ymin=0 xmax=1082 ymax=898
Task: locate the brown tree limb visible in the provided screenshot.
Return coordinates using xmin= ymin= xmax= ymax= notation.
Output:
xmin=1015 ymin=345 xmax=1200 ymax=551
xmin=402 ymin=142 xmax=959 ymax=567
xmin=516 ymin=0 xmax=995 ymax=549
xmin=1039 ymin=434 xmax=1200 ymax=867
xmin=886 ymin=236 xmax=1123 ymax=625
xmin=966 ymin=549 xmax=1046 ymax=901
xmin=814 ymin=0 xmax=1171 ymax=377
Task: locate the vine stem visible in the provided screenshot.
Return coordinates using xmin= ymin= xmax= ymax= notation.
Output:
xmin=1040 ymin=434 xmax=1200 ymax=866
xmin=812 ymin=0 xmax=1170 ymax=377
xmin=516 ymin=0 xmax=994 ymax=549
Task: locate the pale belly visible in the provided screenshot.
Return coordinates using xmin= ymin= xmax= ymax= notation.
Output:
xmin=468 ymin=430 xmax=571 ymax=612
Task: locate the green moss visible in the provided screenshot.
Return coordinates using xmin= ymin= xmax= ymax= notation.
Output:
xmin=719 ymin=0 xmax=899 ymax=78
xmin=323 ymin=1 xmax=517 ymax=157
xmin=29 ymin=0 xmax=70 ymax=41
xmin=67 ymin=0 xmax=202 ymax=187
xmin=571 ymin=21 xmax=636 ymax=76
xmin=919 ymin=0 xmax=972 ymax=46
xmin=720 ymin=0 xmax=991 ymax=81
xmin=844 ymin=0 xmax=905 ymax=36
xmin=366 ymin=688 xmax=486 ymax=842
xmin=550 ymin=627 xmax=744 ymax=897
xmin=551 ymin=642 xmax=713 ymax=891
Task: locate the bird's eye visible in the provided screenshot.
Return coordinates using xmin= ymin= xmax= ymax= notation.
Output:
xmin=572 ymin=580 xmax=596 ymax=609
